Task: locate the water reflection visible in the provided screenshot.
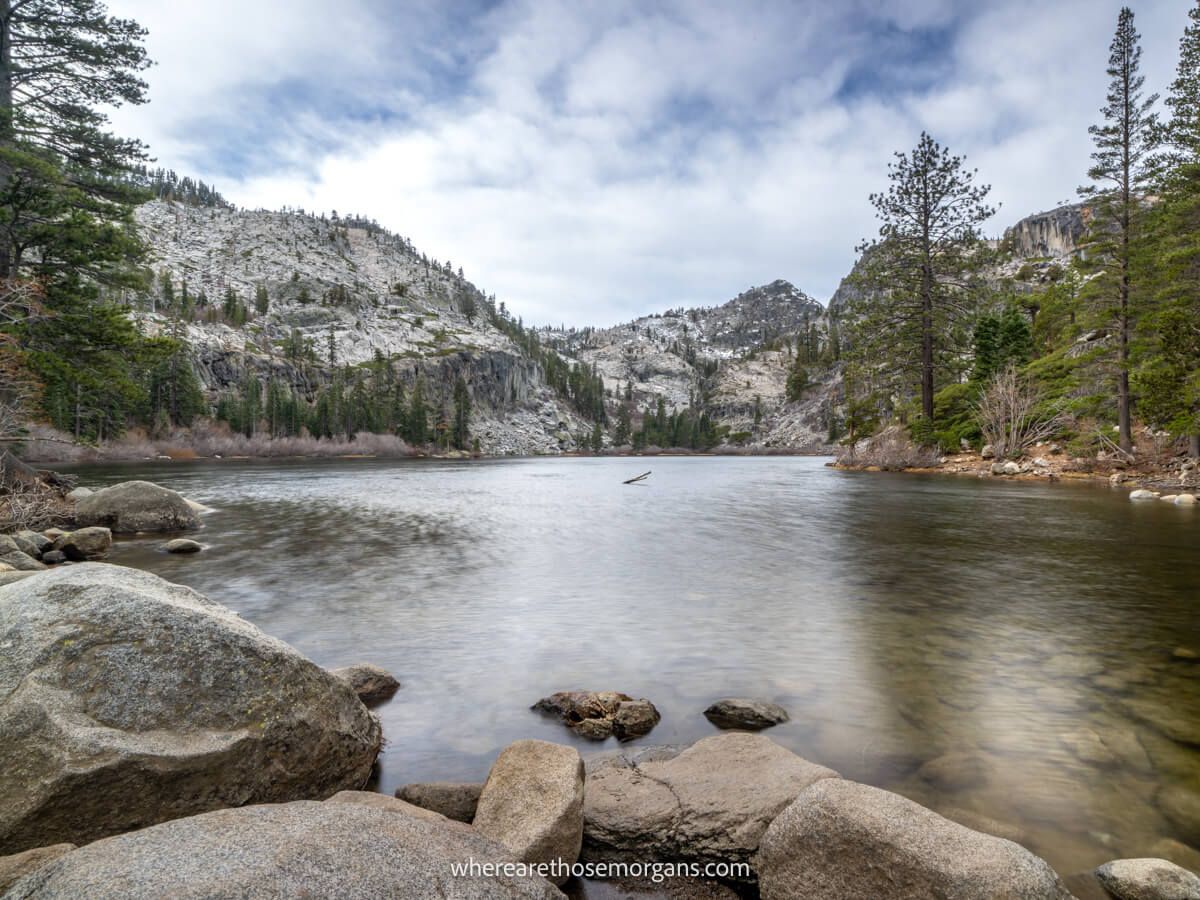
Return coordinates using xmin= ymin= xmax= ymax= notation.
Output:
xmin=66 ymin=456 xmax=1200 ymax=874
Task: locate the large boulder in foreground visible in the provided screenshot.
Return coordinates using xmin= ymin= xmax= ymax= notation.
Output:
xmin=755 ymin=779 xmax=1070 ymax=899
xmin=474 ymin=740 xmax=585 ymax=885
xmin=4 ymin=800 xmax=563 ymax=899
xmin=0 ymin=845 xmax=75 ymax=895
xmin=75 ymin=481 xmax=200 ymax=533
xmin=0 ymin=564 xmax=382 ymax=854
xmin=1095 ymin=857 xmax=1200 ymax=900
xmin=583 ymin=733 xmax=839 ymax=872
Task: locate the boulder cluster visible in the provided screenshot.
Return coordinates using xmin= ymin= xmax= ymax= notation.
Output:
xmin=0 ymin=562 xmax=1196 ymax=898
xmin=0 ymin=480 xmax=210 ymax=579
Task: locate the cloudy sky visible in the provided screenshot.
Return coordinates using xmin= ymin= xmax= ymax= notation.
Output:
xmin=106 ymin=0 xmax=1188 ymax=326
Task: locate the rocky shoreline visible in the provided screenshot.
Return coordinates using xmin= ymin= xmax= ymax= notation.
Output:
xmin=1 ymin=481 xmax=1198 ymax=898
xmin=833 ymin=442 xmax=1200 ymax=498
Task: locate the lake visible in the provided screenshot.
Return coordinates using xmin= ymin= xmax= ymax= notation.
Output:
xmin=63 ymin=455 xmax=1200 ymax=876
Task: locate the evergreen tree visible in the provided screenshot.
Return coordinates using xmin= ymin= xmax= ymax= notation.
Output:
xmin=0 ymin=0 xmax=150 ymax=280
xmin=786 ymin=355 xmax=809 ymax=402
xmin=1133 ymin=5 xmax=1200 ymax=455
xmin=1078 ymin=7 xmax=1159 ymax=453
xmin=847 ymin=133 xmax=995 ymax=429
xmin=407 ymin=375 xmax=428 ymax=444
xmin=254 ymin=284 xmax=269 ymax=315
xmin=451 ymin=376 xmax=470 ymax=450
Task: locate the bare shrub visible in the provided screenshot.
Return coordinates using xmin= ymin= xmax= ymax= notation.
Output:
xmin=0 ymin=458 xmax=72 ymax=532
xmin=975 ymin=364 xmax=1066 ymax=460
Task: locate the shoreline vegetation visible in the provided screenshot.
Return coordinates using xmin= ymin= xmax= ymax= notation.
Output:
xmin=832 ymin=425 xmax=1200 ymax=495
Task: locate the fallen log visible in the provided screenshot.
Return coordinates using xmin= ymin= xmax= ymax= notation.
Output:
xmin=623 ymin=471 xmax=651 ymax=485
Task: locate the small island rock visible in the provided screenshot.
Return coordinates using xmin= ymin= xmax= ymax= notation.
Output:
xmin=75 ymin=480 xmax=200 ymax=533
xmin=331 ymin=662 xmax=401 ymax=706
xmin=163 ymin=538 xmax=203 ymax=554
xmin=704 ymin=698 xmax=790 ymax=730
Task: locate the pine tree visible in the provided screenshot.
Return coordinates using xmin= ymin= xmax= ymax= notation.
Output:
xmin=847 ymin=132 xmax=995 ymax=428
xmin=786 ymin=354 xmax=809 ymax=402
xmin=407 ymin=376 xmax=428 ymax=444
xmin=451 ymin=376 xmax=470 ymax=450
xmin=1078 ymin=7 xmax=1159 ymax=453
xmin=1133 ymin=4 xmax=1200 ymax=455
xmin=0 ymin=0 xmax=150 ymax=280
xmin=1159 ymin=1 xmax=1200 ymax=178
xmin=254 ymin=284 xmax=269 ymax=316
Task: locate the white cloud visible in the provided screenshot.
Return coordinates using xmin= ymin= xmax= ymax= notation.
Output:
xmin=105 ymin=0 xmax=1190 ymax=326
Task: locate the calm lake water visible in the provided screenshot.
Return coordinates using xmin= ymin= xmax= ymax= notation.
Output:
xmin=63 ymin=455 xmax=1200 ymax=875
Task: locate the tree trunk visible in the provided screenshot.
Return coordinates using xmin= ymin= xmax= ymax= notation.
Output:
xmin=0 ymin=0 xmax=13 ymax=280
xmin=1190 ymin=433 xmax=1200 ymax=459
xmin=921 ymin=267 xmax=935 ymax=423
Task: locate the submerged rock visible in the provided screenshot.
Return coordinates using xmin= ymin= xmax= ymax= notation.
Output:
xmin=533 ymin=690 xmax=660 ymax=741
xmin=703 ymin=698 xmax=790 ymax=730
xmin=583 ymin=733 xmax=838 ymax=874
xmin=1094 ymin=857 xmax=1200 ymax=900
xmin=0 ymin=564 xmax=382 ymax=853
xmin=755 ymin=779 xmax=1071 ymax=899
xmin=1130 ymin=489 xmax=1158 ymax=501
xmin=474 ymin=740 xmax=585 ymax=885
xmin=6 ymin=801 xmax=563 ymax=899
xmin=331 ymin=662 xmax=401 ymax=706
xmin=396 ymin=782 xmax=482 ymax=823
xmin=75 ymin=481 xmax=200 ymax=533
xmin=1157 ymin=786 xmax=1200 ymax=844
xmin=917 ymin=751 xmax=992 ymax=791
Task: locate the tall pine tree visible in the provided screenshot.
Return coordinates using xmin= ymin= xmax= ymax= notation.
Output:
xmin=847 ymin=133 xmax=995 ymax=429
xmin=1078 ymin=7 xmax=1158 ymax=454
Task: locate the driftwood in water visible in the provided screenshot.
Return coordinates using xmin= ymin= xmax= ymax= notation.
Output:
xmin=623 ymin=471 xmax=651 ymax=485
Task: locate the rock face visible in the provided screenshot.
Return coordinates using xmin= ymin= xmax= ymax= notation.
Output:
xmin=474 ymin=740 xmax=585 ymax=885
xmin=0 ymin=564 xmax=382 ymax=853
xmin=703 ymin=698 xmax=790 ymax=730
xmin=1094 ymin=858 xmax=1200 ymax=900
xmin=75 ymin=481 xmax=201 ymax=533
xmin=0 ymin=845 xmax=75 ymax=895
xmin=755 ymin=779 xmax=1071 ymax=899
xmin=396 ymin=782 xmax=483 ymax=823
xmin=331 ymin=662 xmax=401 ymax=706
xmin=533 ymin=691 xmax=660 ymax=741
xmin=1003 ymin=203 xmax=1088 ymax=259
xmin=4 ymin=800 xmax=564 ymax=899
xmin=583 ymin=733 xmax=839 ymax=871
xmin=52 ymin=526 xmax=112 ymax=561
